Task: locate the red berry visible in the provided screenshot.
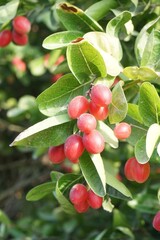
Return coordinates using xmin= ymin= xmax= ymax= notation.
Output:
xmin=87 ymin=190 xmax=103 ymax=209
xmin=74 ymin=200 xmax=89 ymax=213
xmin=0 ymin=30 xmax=12 ymax=47
xmin=12 ymin=57 xmax=26 ymax=72
xmin=153 ymin=211 xmax=160 ymax=231
xmin=12 ymin=30 xmax=28 ymax=45
xmin=55 ymin=55 xmax=65 ymax=65
xmin=64 ymin=134 xmax=84 ymax=162
xmin=13 ymin=16 xmax=31 ymax=34
xmin=83 ymin=129 xmax=105 ymax=154
xmin=69 ymin=184 xmax=88 ymax=205
xmin=124 ymin=157 xmax=150 ymax=183
xmin=68 ymin=96 xmax=89 ymax=119
xmin=89 ymin=100 xmax=109 ymax=120
xmin=77 ymin=113 xmax=97 ymax=133
xmin=51 ymin=73 xmax=63 ymax=83
xmin=48 ymin=144 xmax=65 ymax=164
xmin=90 ymin=84 xmax=112 ymax=107
xmin=114 ymin=122 xmax=131 ymax=140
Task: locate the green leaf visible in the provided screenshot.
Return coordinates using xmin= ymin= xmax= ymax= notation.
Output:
xmin=79 ymin=151 xmax=106 ymax=197
xmin=105 ymin=170 xmax=132 ymax=200
xmin=42 ymin=31 xmax=83 ymax=50
xmin=109 ymin=82 xmax=128 ymax=124
xmin=158 ymin=142 xmax=160 ymax=157
xmin=135 ymin=17 xmax=160 ymax=65
xmin=67 ymin=39 xmax=107 ymax=83
xmin=50 ymin=171 xmax=63 ymax=182
xmin=123 ymin=66 xmax=158 ymax=81
xmin=128 ymin=103 xmax=143 ymax=124
xmin=85 ymin=0 xmax=118 ymax=21
xmin=10 ymin=113 xmax=75 ymax=147
xmin=102 ymin=197 xmax=114 ymax=212
xmin=36 ymin=73 xmax=91 ymax=117
xmin=0 ymin=0 xmax=19 ymax=24
xmin=55 ymin=174 xmax=82 ymax=214
xmin=146 ymin=123 xmax=160 ymax=159
xmin=115 ymin=227 xmax=135 ymax=240
xmin=141 ymin=30 xmax=160 ymax=71
xmin=97 ymin=121 xmax=118 ymax=148
xmin=28 ymin=57 xmax=46 ymax=76
xmin=139 ymin=82 xmax=160 ymax=126
xmin=56 ymin=2 xmax=103 ymax=33
xmin=135 ymin=135 xmax=149 ymax=164
xmin=0 ymin=210 xmax=11 ymax=226
xmin=26 ymin=182 xmax=55 ymax=201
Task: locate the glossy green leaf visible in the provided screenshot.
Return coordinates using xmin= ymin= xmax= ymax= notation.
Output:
xmin=42 ymin=31 xmax=83 ymax=50
xmin=123 ymin=66 xmax=158 ymax=81
xmin=105 ymin=170 xmax=132 ymax=200
xmin=56 ymin=2 xmax=103 ymax=33
xmin=0 ymin=210 xmax=11 ymax=226
xmin=97 ymin=121 xmax=118 ymax=148
xmin=50 ymin=171 xmax=63 ymax=182
xmin=109 ymin=82 xmax=128 ymax=124
xmin=0 ymin=0 xmax=19 ymax=24
xmin=135 ymin=17 xmax=160 ymax=65
xmin=141 ymin=30 xmax=160 ymax=71
xmin=139 ymin=82 xmax=160 ymax=126
xmin=128 ymin=103 xmax=143 ymax=124
xmin=10 ymin=113 xmax=75 ymax=147
xmin=85 ymin=0 xmax=118 ymax=21
xmin=79 ymin=151 xmax=106 ymax=197
xmin=135 ymin=135 xmax=149 ymax=164
xmin=67 ymin=39 xmax=107 ymax=83
xmin=26 ymin=182 xmax=55 ymax=201
xmin=37 ymin=73 xmax=91 ymax=117
xmin=55 ymin=174 xmax=82 ymax=214
xmin=115 ymin=227 xmax=135 ymax=239
xmin=146 ymin=123 xmax=160 ymax=159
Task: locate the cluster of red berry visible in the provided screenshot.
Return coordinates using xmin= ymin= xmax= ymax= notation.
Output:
xmin=0 ymin=16 xmax=31 ymax=48
xmin=69 ymin=183 xmax=103 ymax=213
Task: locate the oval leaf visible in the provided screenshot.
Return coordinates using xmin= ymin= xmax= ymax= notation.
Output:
xmin=146 ymin=123 xmax=160 ymax=158
xmin=135 ymin=135 xmax=149 ymax=164
xmin=42 ymin=31 xmax=83 ymax=50
xmin=0 ymin=0 xmax=19 ymax=24
xmin=26 ymin=182 xmax=55 ymax=201
xmin=109 ymin=82 xmax=128 ymax=124
xmin=123 ymin=66 xmax=158 ymax=81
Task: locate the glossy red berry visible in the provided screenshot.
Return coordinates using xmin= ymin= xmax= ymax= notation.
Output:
xmin=0 ymin=30 xmax=12 ymax=47
xmin=77 ymin=113 xmax=97 ymax=133
xmin=68 ymin=96 xmax=89 ymax=119
xmin=90 ymin=84 xmax=112 ymax=107
xmin=124 ymin=157 xmax=150 ymax=183
xmin=64 ymin=134 xmax=84 ymax=162
xmin=69 ymin=184 xmax=88 ymax=205
xmin=114 ymin=122 xmax=131 ymax=140
xmin=153 ymin=211 xmax=160 ymax=231
xmin=83 ymin=129 xmax=105 ymax=154
xmin=74 ymin=201 xmax=89 ymax=213
xmin=13 ymin=16 xmax=31 ymax=34
xmin=87 ymin=190 xmax=103 ymax=209
xmin=12 ymin=30 xmax=28 ymax=45
xmin=89 ymin=100 xmax=109 ymax=120
xmin=48 ymin=144 xmax=65 ymax=164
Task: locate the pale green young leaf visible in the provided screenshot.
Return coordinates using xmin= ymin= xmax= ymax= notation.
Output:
xmin=0 ymin=0 xmax=19 ymax=23
xmin=135 ymin=135 xmax=149 ymax=164
xmin=123 ymin=66 xmax=158 ymax=81
xmin=146 ymin=123 xmax=160 ymax=159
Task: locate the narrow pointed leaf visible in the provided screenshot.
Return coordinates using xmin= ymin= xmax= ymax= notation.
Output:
xmin=10 ymin=114 xmax=75 ymax=147
xmin=109 ymin=82 xmax=128 ymax=124
xmin=36 ymin=73 xmax=91 ymax=117
xmin=67 ymin=39 xmax=107 ymax=83
xmin=135 ymin=135 xmax=149 ymax=164
xmin=42 ymin=31 xmax=83 ymax=50
xmin=146 ymin=123 xmax=160 ymax=158
xmin=79 ymin=151 xmax=106 ymax=197
xmin=56 ymin=2 xmax=103 ymax=33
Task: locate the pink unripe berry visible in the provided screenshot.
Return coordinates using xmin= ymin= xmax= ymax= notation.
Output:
xmin=89 ymin=100 xmax=109 ymax=120
xmin=64 ymin=134 xmax=84 ymax=162
xmin=153 ymin=211 xmax=160 ymax=231
xmin=83 ymin=129 xmax=105 ymax=154
xmin=12 ymin=30 xmax=28 ymax=45
xmin=74 ymin=201 xmax=89 ymax=213
xmin=77 ymin=113 xmax=97 ymax=133
xmin=68 ymin=96 xmax=89 ymax=119
xmin=69 ymin=184 xmax=88 ymax=205
xmin=48 ymin=144 xmax=65 ymax=164
xmin=0 ymin=30 xmax=12 ymax=47
xmin=87 ymin=190 xmax=103 ymax=209
xmin=114 ymin=122 xmax=131 ymax=140
xmin=13 ymin=16 xmax=31 ymax=34
xmin=90 ymin=84 xmax=112 ymax=107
